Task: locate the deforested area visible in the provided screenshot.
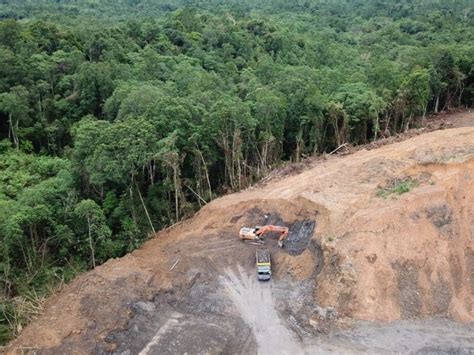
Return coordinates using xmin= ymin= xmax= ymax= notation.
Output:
xmin=0 ymin=0 xmax=473 ymax=351
xmin=6 ymin=120 xmax=474 ymax=354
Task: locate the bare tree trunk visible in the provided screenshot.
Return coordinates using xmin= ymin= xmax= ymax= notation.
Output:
xmin=19 ymin=241 xmax=32 ymax=274
xmin=147 ymin=161 xmax=155 ymax=185
xmin=334 ymin=117 xmax=340 ymax=147
xmin=442 ymin=91 xmax=452 ymax=112
xmin=237 ymin=155 xmax=242 ymax=191
xmin=14 ymin=117 xmax=19 ymax=149
xmin=185 ymin=184 xmax=207 ymax=205
xmin=261 ymin=140 xmax=268 ymax=172
xmin=8 ymin=113 xmax=19 ymax=149
xmin=29 ymin=226 xmax=37 ymax=259
xmin=422 ymin=104 xmax=427 ymax=126
xmin=136 ymin=182 xmax=155 ymax=234
xmin=295 ymin=128 xmax=303 ymax=163
xmin=405 ymin=114 xmax=412 ymax=131
xmin=3 ymin=258 xmax=11 ymax=296
xmin=373 ymin=115 xmax=379 ymax=141
xmin=434 ymin=95 xmax=440 ymax=113
xmin=173 ymin=165 xmax=179 ymax=222
xmin=87 ymin=215 xmax=96 ymax=269
xmin=232 ymin=131 xmax=238 ymax=190
xmin=195 ymin=148 xmax=212 ymax=201
xmin=254 ymin=147 xmax=263 ymax=178
xmin=221 ymin=135 xmax=234 ymax=190
xmin=129 ymin=185 xmax=136 ymax=224
xmin=234 ymin=129 xmax=242 ymax=191
xmin=458 ymin=82 xmax=464 ymax=107
xmin=384 ymin=111 xmax=391 ymax=133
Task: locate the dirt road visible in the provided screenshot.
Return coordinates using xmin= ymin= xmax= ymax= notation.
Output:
xmin=5 ymin=111 xmax=474 ymax=354
xmin=223 ymin=266 xmax=474 ymax=355
xmin=221 ymin=265 xmax=303 ymax=355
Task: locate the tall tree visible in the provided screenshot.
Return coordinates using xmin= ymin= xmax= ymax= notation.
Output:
xmin=74 ymin=199 xmax=111 ymax=268
xmin=0 ymin=86 xmax=30 ymax=150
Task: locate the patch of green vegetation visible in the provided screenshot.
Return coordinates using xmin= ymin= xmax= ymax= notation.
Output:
xmin=377 ymin=178 xmax=419 ymax=198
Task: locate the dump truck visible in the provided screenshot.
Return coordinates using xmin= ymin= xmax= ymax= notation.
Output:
xmin=256 ymin=249 xmax=271 ymax=281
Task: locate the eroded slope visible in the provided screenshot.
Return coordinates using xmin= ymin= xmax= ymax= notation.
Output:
xmin=6 ymin=124 xmax=474 ymax=354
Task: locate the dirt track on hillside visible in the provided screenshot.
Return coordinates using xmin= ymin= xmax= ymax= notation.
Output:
xmin=5 ymin=112 xmax=474 ymax=354
xmin=221 ymin=265 xmax=303 ymax=355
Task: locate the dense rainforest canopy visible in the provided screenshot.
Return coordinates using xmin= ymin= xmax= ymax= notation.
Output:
xmin=0 ymin=0 xmax=473 ymax=343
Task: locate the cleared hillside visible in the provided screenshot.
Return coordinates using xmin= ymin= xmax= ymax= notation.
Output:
xmin=6 ymin=113 xmax=474 ymax=354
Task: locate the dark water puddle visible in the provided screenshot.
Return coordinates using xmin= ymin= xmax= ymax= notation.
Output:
xmin=285 ymin=220 xmax=316 ymax=255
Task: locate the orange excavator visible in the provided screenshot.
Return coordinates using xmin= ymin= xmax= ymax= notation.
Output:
xmin=239 ymin=225 xmax=289 ymax=248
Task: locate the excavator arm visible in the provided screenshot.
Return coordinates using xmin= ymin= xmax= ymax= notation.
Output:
xmin=239 ymin=225 xmax=289 ymax=247
xmin=254 ymin=225 xmax=289 ymax=247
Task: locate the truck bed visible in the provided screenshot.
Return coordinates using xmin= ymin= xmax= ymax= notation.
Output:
xmin=256 ymin=249 xmax=270 ymax=263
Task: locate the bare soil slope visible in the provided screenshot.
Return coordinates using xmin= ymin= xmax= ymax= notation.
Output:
xmin=6 ymin=113 xmax=474 ymax=354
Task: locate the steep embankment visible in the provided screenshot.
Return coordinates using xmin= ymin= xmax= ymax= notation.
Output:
xmin=6 ymin=114 xmax=474 ymax=354
xmin=207 ymin=123 xmax=474 ymax=323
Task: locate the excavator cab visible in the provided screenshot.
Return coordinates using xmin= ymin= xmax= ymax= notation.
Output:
xmin=239 ymin=227 xmax=259 ymax=240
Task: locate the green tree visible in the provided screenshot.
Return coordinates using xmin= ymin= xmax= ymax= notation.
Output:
xmin=0 ymin=86 xmax=30 ymax=150
xmin=252 ymin=88 xmax=286 ymax=172
xmin=396 ymin=69 xmax=430 ymax=130
xmin=74 ymin=199 xmax=111 ymax=268
xmin=334 ymin=83 xmax=386 ymax=143
xmin=206 ymin=96 xmax=255 ymax=190
xmin=72 ymin=117 xmax=160 ymax=188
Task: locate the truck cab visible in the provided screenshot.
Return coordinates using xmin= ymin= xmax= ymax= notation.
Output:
xmin=256 ymin=249 xmax=271 ymax=281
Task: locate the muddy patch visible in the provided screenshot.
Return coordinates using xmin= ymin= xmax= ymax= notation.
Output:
xmin=285 ymin=220 xmax=316 ymax=255
xmin=392 ymin=260 xmax=422 ymax=318
xmin=101 ymin=277 xmax=254 ymax=354
xmin=429 ymin=275 xmax=452 ymax=315
xmin=239 ymin=207 xmax=285 ymax=227
xmin=425 ymin=204 xmax=454 ymax=237
xmin=273 ymin=277 xmax=331 ymax=336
